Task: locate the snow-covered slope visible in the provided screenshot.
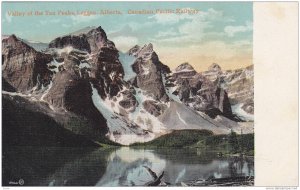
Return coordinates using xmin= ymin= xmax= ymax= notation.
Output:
xmin=91 ymin=83 xmax=168 ymax=145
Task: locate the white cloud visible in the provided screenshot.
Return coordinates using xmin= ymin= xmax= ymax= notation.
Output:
xmin=127 ymin=21 xmax=156 ymax=31
xmin=148 ymin=12 xmax=191 ymax=24
xmin=5 ymin=12 xmax=12 ymax=23
xmin=224 ymin=21 xmax=252 ymax=37
xmin=110 ymin=36 xmax=138 ymax=52
xmin=70 ymin=15 xmax=98 ymax=25
xmin=151 ymin=8 xmax=227 ymax=45
xmin=155 ymin=28 xmax=178 ymax=38
xmin=178 ymin=8 xmax=224 ymax=36
xmin=39 ymin=19 xmax=61 ymax=26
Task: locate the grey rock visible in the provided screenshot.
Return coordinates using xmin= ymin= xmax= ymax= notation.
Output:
xmin=202 ymin=64 xmax=254 ymax=115
xmin=2 ymin=35 xmax=53 ymax=92
xmin=131 ymin=44 xmax=170 ymax=101
xmin=142 ymin=100 xmax=167 ymax=117
xmin=119 ymin=90 xmax=138 ymax=112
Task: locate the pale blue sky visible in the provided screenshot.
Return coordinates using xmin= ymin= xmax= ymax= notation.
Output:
xmin=2 ymin=2 xmax=253 ymax=71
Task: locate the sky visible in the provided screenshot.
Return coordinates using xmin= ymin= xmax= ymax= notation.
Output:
xmin=2 ymin=2 xmax=253 ymax=71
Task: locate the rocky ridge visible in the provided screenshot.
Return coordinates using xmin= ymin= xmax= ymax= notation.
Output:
xmin=201 ymin=63 xmax=254 ymax=116
xmin=2 ymin=35 xmax=53 ymax=92
xmin=2 ymin=26 xmax=254 ymax=146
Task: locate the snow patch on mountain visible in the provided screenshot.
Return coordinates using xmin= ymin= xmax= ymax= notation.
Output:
xmin=78 ymin=62 xmax=91 ymax=69
xmin=40 ymin=81 xmax=53 ymax=102
xmin=173 ymin=68 xmax=194 ymax=73
xmin=48 ymin=59 xmax=64 ymax=73
xmin=231 ymin=103 xmax=254 ymax=122
xmin=177 ymin=111 xmax=187 ymax=126
xmin=91 ymin=83 xmax=165 ymax=145
xmin=56 ymin=46 xmax=74 ymax=55
xmin=40 ymin=81 xmax=54 ymax=110
xmin=161 ymin=74 xmax=181 ymax=103
xmin=129 ymin=88 xmax=168 ymax=134
xmin=2 ymin=91 xmax=32 ymax=98
xmin=141 ymin=64 xmax=150 ymax=75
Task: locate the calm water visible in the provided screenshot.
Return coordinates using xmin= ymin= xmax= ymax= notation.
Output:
xmin=2 ymin=146 xmax=254 ymax=186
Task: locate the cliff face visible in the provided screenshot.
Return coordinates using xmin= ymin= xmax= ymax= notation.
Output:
xmin=201 ymin=63 xmax=254 ymax=115
xmin=130 ymin=43 xmax=170 ymax=102
xmin=49 ymin=26 xmax=109 ymax=53
xmin=45 ymin=27 xmax=125 ymax=136
xmin=2 ymin=35 xmax=53 ymax=92
xmin=164 ymin=63 xmax=235 ymax=119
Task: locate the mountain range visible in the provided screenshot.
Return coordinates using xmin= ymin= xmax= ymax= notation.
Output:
xmin=2 ymin=26 xmax=254 ymax=146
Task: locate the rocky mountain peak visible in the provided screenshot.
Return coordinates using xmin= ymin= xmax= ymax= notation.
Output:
xmin=1 ymin=34 xmax=10 ymax=40
xmin=127 ymin=43 xmax=155 ymax=59
xmin=69 ymin=26 xmax=97 ymax=35
xmin=2 ymin=35 xmax=53 ymax=92
xmin=87 ymin=26 xmax=107 ymax=41
xmin=138 ymin=43 xmax=153 ymax=57
xmin=2 ymin=34 xmax=34 ymax=53
xmin=143 ymin=43 xmax=153 ymax=51
xmin=127 ymin=45 xmax=141 ymax=56
xmin=208 ymin=63 xmax=222 ymax=71
xmin=129 ymin=42 xmax=170 ymax=101
xmin=2 ymin=27 xmax=254 ymax=146
xmin=5 ymin=34 xmax=17 ymax=40
xmin=49 ymin=26 xmax=110 ymax=53
xmin=174 ymin=62 xmax=195 ymax=73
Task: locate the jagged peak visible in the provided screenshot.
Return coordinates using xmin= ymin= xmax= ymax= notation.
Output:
xmin=4 ymin=34 xmax=18 ymax=41
xmin=63 ymin=26 xmax=107 ymax=40
xmin=136 ymin=43 xmax=154 ymax=57
xmin=86 ymin=26 xmax=107 ymax=39
xmin=127 ymin=43 xmax=154 ymax=58
xmin=130 ymin=44 xmax=141 ymax=49
xmin=69 ymin=26 xmax=97 ymax=36
xmin=146 ymin=43 xmax=153 ymax=48
xmin=174 ymin=62 xmax=195 ymax=73
xmin=127 ymin=45 xmax=141 ymax=56
xmin=2 ymin=34 xmax=36 ymax=52
xmin=141 ymin=43 xmax=153 ymax=52
xmin=208 ymin=63 xmax=222 ymax=71
xmin=48 ymin=25 xmax=111 ymax=53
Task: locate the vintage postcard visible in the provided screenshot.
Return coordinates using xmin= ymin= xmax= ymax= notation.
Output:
xmin=1 ymin=1 xmax=295 ymax=188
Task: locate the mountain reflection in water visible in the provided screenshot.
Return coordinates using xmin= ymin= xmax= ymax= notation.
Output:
xmin=2 ymin=146 xmax=254 ymax=186
xmin=97 ymin=147 xmax=254 ymax=186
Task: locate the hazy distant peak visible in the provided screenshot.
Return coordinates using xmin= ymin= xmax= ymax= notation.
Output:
xmin=174 ymin=62 xmax=195 ymax=73
xmin=69 ymin=26 xmax=97 ymax=36
xmin=208 ymin=63 xmax=222 ymax=71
